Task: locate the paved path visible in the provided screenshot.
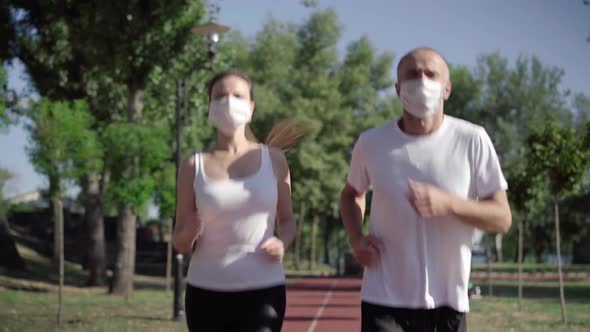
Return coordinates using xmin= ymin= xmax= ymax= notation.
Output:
xmin=282 ymin=277 xmax=362 ymax=332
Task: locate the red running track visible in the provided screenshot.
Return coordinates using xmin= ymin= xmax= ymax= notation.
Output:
xmin=282 ymin=277 xmax=362 ymax=332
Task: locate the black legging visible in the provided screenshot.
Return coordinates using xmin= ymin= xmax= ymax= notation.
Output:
xmin=185 ymin=283 xmax=286 ymax=332
xmin=361 ymin=301 xmax=467 ymax=332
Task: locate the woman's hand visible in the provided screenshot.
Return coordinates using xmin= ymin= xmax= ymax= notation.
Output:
xmin=260 ymin=237 xmax=285 ymax=262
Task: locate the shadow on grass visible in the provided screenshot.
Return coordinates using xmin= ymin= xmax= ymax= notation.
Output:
xmin=3 ymin=259 xmax=88 ymax=286
xmin=133 ymin=280 xmax=167 ymax=291
xmin=0 ymin=283 xmax=50 ymax=293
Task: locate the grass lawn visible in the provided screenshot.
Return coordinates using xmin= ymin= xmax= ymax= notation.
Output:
xmin=468 ymin=281 xmax=590 ymax=332
xmin=1 ymin=286 xmax=187 ymax=332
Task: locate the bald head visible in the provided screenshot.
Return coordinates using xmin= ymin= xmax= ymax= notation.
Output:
xmin=396 ymin=47 xmax=450 ymax=83
xmin=395 ymin=47 xmax=452 ymax=106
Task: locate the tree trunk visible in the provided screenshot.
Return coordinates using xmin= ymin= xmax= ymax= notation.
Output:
xmin=323 ymin=220 xmax=332 ymax=266
xmin=51 ymin=195 xmax=64 ymax=326
xmin=518 ymin=220 xmax=524 ymax=311
xmin=83 ymin=171 xmax=107 ymax=286
xmin=111 ymin=204 xmax=137 ymax=295
xmin=127 ymin=83 xmax=144 ymax=122
xmin=50 ymin=175 xmax=61 ymax=263
xmin=495 ymin=233 xmax=503 ymax=263
xmin=336 ymin=230 xmax=343 ymax=276
xmin=110 ymin=83 xmax=144 ymax=295
xmin=554 ymin=201 xmax=567 ymax=323
xmin=294 ymin=202 xmax=305 ymax=271
xmin=309 ymin=215 xmax=319 ymax=270
xmin=165 ymin=217 xmax=173 ymax=292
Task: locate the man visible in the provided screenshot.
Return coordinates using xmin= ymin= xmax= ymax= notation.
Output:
xmin=340 ymin=47 xmax=512 ymax=332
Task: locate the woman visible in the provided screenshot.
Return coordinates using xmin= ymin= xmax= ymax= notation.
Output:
xmin=173 ymin=69 xmax=305 ymax=332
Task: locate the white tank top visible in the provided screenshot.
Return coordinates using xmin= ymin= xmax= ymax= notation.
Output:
xmin=186 ymin=145 xmax=285 ymax=291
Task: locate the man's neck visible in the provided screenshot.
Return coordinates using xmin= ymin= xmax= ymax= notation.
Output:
xmin=399 ymin=111 xmax=444 ymax=136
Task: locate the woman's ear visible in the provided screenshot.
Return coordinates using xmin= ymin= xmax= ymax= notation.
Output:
xmin=250 ymin=101 xmax=255 ymax=115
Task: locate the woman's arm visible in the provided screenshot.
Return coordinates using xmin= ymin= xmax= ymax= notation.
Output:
xmin=172 ymin=155 xmax=202 ymax=254
xmin=260 ymin=147 xmax=296 ymax=262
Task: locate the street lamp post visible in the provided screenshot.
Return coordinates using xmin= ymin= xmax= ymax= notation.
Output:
xmin=172 ymin=21 xmax=230 ymax=322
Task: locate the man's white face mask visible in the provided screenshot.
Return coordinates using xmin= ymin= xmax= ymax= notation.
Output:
xmin=208 ymin=96 xmax=252 ymax=135
xmin=399 ymin=78 xmax=444 ymax=119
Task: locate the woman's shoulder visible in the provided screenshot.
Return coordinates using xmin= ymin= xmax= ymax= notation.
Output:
xmin=265 ymin=145 xmax=289 ymax=179
xmin=180 ymin=152 xmax=201 ymax=175
xmin=266 ymin=145 xmax=287 ymax=163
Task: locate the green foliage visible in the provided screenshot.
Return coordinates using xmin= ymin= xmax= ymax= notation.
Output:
xmin=7 ymin=202 xmax=35 ymax=215
xmin=474 ymin=52 xmax=570 ymax=172
xmin=8 ymin=1 xmax=89 ymax=100
xmin=507 ymin=164 xmax=548 ymax=214
xmin=76 ymin=1 xmax=207 ymax=87
xmin=153 ymin=163 xmax=176 ymax=220
xmin=526 ymin=123 xmax=588 ymax=199
xmin=445 ymin=65 xmax=481 ymax=123
xmin=26 ymin=98 xmax=101 ymax=195
xmin=102 ymin=123 xmax=169 ymax=209
xmin=584 ymin=121 xmax=590 ymax=152
xmin=572 ymin=93 xmax=590 ymax=129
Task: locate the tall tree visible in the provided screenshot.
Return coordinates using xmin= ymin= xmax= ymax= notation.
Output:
xmin=6 ymin=0 xmax=119 ymax=286
xmin=72 ymin=0 xmax=206 ymax=294
xmin=526 ymin=122 xmax=589 ymax=323
xmin=474 ymin=52 xmax=572 ymax=260
xmin=26 ymin=98 xmax=100 ymax=325
xmin=7 ymin=0 xmax=211 ymax=291
xmin=506 ymin=165 xmax=546 ymax=311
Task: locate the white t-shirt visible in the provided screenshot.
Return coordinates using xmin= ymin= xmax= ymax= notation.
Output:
xmin=347 ymin=115 xmax=507 ymax=312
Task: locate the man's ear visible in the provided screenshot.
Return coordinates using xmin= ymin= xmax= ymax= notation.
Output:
xmin=443 ymin=80 xmax=452 ymax=100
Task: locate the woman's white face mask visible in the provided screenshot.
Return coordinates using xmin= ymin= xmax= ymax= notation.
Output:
xmin=208 ymin=96 xmax=252 ymax=135
xmin=399 ymin=78 xmax=444 ymax=119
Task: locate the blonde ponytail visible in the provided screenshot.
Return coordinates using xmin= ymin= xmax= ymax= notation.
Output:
xmin=265 ymin=118 xmax=310 ymax=151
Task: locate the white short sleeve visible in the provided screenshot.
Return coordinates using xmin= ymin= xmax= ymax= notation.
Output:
xmin=347 ymin=134 xmax=370 ymax=193
xmin=474 ymin=128 xmax=508 ymax=198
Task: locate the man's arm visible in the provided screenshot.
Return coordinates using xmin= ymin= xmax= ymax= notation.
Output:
xmin=340 ymin=184 xmax=383 ymax=266
xmin=340 ymin=183 xmax=366 ymax=244
xmin=450 ymin=190 xmax=511 ymax=234
xmin=408 ymin=179 xmax=512 ymax=234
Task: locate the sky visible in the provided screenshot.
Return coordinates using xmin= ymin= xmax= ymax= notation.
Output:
xmin=2 ymin=0 xmax=590 ymax=199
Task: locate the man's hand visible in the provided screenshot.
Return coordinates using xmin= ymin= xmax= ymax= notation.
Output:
xmin=350 ymin=235 xmax=384 ymax=267
xmin=260 ymin=237 xmax=285 ymax=262
xmin=408 ymin=179 xmax=455 ymax=218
